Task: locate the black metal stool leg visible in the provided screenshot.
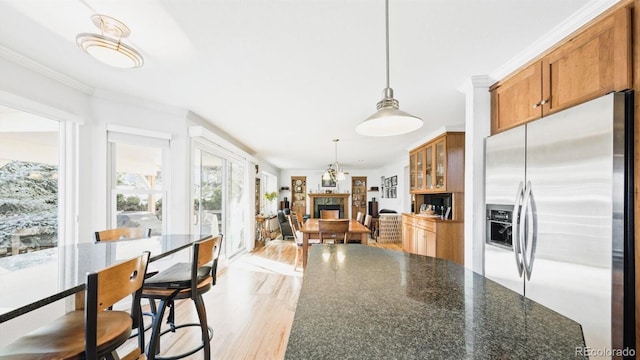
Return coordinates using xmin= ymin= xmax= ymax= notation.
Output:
xmin=194 ymin=294 xmax=211 ymax=360
xmin=147 ymin=299 xmax=169 ymax=360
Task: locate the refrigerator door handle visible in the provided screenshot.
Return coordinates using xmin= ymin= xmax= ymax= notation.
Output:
xmin=512 ymin=181 xmax=525 ymax=277
xmin=524 ymin=182 xmax=537 ymax=280
xmin=520 ymin=181 xmax=534 ymax=280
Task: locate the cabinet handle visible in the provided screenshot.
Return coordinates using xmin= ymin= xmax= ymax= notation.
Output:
xmin=540 ymin=98 xmax=548 ymax=105
xmin=532 ymin=102 xmax=540 ymax=108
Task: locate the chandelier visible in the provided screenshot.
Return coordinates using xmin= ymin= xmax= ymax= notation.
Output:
xmin=355 ymin=0 xmax=422 ymax=136
xmin=323 ymin=139 xmax=346 ymax=182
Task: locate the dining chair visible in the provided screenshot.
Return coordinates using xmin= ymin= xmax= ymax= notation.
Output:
xmin=95 ymin=227 xmax=152 ymax=242
xmin=363 ymin=214 xmax=372 ymax=228
xmin=289 ymin=214 xmax=320 ymax=271
xmin=363 ymin=214 xmax=373 ymax=240
xmin=141 ymin=234 xmax=223 ymax=360
xmin=318 ymin=219 xmax=350 ymax=244
xmin=0 ymin=252 xmax=151 ymax=360
xmin=320 ymin=209 xmax=340 ymax=219
xmin=356 ymin=211 xmax=364 ymax=224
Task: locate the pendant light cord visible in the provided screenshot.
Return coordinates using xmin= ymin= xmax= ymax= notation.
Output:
xmin=385 ymin=0 xmax=390 ymax=89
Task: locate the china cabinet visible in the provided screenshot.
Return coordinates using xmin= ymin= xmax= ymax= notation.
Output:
xmin=351 ymin=176 xmax=367 ymax=220
xmin=291 ymin=176 xmax=306 ymax=216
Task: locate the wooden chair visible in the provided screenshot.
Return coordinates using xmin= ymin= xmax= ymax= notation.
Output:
xmin=95 ymin=227 xmax=152 ymax=242
xmin=142 ymin=235 xmax=223 ymax=360
xmin=356 ymin=211 xmax=364 ymax=224
xmin=289 ymin=214 xmax=320 ymax=271
xmin=95 ymin=227 xmax=155 ymax=338
xmin=0 ymin=252 xmax=151 ymax=360
xmin=363 ymin=214 xmax=373 ymax=240
xmin=320 ymin=210 xmax=340 ymax=219
xmin=363 ymin=214 xmax=372 ymax=228
xmin=318 ymin=219 xmax=349 ymax=244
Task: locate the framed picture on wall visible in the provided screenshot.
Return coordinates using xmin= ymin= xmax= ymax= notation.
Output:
xmin=322 ymin=178 xmax=336 ymax=187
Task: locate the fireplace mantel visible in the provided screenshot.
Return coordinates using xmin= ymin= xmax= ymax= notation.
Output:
xmin=308 ymin=193 xmax=350 ymax=218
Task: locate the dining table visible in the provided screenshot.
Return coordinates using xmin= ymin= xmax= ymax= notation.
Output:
xmin=0 ymin=234 xmax=210 ymax=324
xmin=300 ymin=218 xmax=370 ymax=268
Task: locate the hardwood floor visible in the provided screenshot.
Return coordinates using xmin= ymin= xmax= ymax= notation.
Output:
xmin=123 ymin=239 xmax=402 ymax=360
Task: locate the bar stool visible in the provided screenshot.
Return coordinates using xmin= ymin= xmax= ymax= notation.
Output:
xmin=142 ymin=234 xmax=223 ymax=360
xmin=95 ymin=227 xmax=156 ymax=338
xmin=0 ymin=252 xmax=150 ymax=360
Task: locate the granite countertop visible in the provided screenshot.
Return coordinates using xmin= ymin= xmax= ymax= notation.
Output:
xmin=285 ymin=245 xmax=585 ymax=359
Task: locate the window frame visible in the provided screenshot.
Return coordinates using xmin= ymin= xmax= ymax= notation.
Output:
xmin=107 ymin=128 xmax=170 ymax=235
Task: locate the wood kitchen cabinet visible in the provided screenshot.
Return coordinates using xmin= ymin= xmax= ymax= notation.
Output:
xmin=402 ymin=214 xmax=463 ymax=265
xmin=409 ymin=132 xmax=464 ymax=194
xmin=491 ymin=5 xmax=632 ymax=134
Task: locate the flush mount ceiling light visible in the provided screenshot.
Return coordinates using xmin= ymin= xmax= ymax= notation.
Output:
xmin=323 ymin=139 xmax=347 ymax=183
xmin=76 ymin=14 xmax=143 ymax=68
xmin=356 ymin=0 xmax=423 ymax=137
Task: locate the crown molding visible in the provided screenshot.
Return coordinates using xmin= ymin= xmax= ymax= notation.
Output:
xmin=93 ymin=88 xmax=189 ymax=117
xmin=0 ymin=44 xmax=94 ymax=95
xmin=489 ymin=0 xmax=620 ymax=81
xmin=457 ymin=75 xmax=494 ymax=94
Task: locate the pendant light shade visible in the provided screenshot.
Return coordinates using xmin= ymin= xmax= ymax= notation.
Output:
xmin=356 ymin=0 xmax=422 ymax=137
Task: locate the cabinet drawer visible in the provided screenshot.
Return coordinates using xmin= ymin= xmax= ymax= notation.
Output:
xmin=414 ymin=218 xmax=435 ymax=232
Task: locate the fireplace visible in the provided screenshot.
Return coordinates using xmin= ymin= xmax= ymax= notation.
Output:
xmin=309 ymin=193 xmax=350 ymax=218
xmin=317 ymin=204 xmax=343 ymax=218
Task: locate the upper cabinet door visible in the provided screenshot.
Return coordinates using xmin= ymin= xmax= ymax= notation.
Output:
xmin=409 ymin=152 xmax=416 ymax=191
xmin=416 ymin=148 xmax=424 ymax=191
xmin=491 ymin=5 xmax=632 ymax=135
xmin=491 ymin=62 xmax=543 ymax=134
xmin=543 ymin=6 xmax=632 ymax=116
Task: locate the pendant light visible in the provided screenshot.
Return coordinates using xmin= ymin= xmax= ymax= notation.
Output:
xmin=356 ymin=0 xmax=423 ymax=137
xmin=323 ymin=139 xmax=346 ymax=182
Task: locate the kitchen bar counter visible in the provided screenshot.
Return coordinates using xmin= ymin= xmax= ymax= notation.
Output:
xmin=0 ymin=234 xmax=205 ymax=323
xmin=285 ymin=245 xmax=585 ymax=359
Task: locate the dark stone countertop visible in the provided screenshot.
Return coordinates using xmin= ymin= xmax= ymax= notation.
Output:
xmin=285 ymin=244 xmax=585 ymax=359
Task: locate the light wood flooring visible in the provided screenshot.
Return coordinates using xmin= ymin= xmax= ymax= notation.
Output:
xmin=122 ymin=239 xmax=402 ymax=360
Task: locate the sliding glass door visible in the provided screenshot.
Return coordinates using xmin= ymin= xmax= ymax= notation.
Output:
xmin=227 ymin=161 xmax=246 ymax=255
xmin=193 ymin=146 xmax=247 ymax=258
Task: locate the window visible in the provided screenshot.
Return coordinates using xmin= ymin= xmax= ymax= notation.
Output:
xmin=261 ymin=172 xmax=277 ymax=215
xmin=108 ymin=130 xmax=169 ymax=235
xmin=192 ymin=139 xmax=249 ymax=259
xmin=0 ymin=104 xmax=75 ymax=316
xmin=0 ymin=107 xmax=61 ymax=257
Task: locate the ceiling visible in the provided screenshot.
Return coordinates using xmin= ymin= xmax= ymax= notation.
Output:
xmin=0 ymin=0 xmax=595 ymax=171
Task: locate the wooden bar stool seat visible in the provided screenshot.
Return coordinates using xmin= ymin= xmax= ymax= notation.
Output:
xmin=0 ymin=253 xmax=150 ymax=360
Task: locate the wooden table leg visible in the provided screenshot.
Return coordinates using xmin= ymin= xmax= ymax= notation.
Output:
xmin=361 ymin=232 xmax=368 ymax=245
xmin=303 ymin=233 xmax=309 ymax=269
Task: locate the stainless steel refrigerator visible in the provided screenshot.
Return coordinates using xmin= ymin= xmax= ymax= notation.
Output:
xmin=484 ymin=92 xmax=635 ymax=357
